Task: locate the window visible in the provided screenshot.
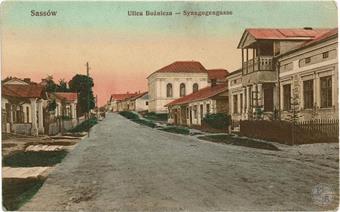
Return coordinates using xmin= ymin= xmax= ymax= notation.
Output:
xmin=233 ymin=95 xmax=238 ymax=114
xmin=303 ymin=80 xmax=313 ymax=109
xmin=240 ymin=94 xmax=243 ymax=114
xmin=305 ymin=57 xmax=311 ymax=64
xmin=206 ymin=104 xmax=210 ymax=114
xmin=322 ymin=52 xmax=329 ymax=59
xmin=193 ymin=83 xmax=199 ymax=93
xmin=263 ymin=86 xmax=274 ymax=112
xmin=283 ymin=84 xmax=291 ymax=111
xmin=186 ymin=107 xmax=189 ymax=117
xmin=180 ymin=83 xmax=186 ymax=97
xmin=166 ymin=83 xmax=173 ymax=97
xmin=145 ymin=101 xmax=148 ymax=106
xmin=320 ymin=76 xmax=332 ymax=108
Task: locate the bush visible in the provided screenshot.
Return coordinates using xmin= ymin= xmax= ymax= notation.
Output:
xmin=68 ymin=117 xmax=97 ymax=133
xmin=143 ymin=112 xmax=168 ymax=121
xmin=202 ymin=113 xmax=231 ymax=129
xmin=159 ymin=126 xmax=190 ymax=135
xmin=119 ymin=111 xmax=156 ymax=128
xmin=3 ymin=150 xmax=68 ymax=167
xmin=119 ymin=111 xmax=139 ymax=120
xmin=133 ymin=118 xmax=156 ymax=128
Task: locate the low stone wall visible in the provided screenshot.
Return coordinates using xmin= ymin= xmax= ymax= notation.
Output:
xmin=63 ymin=120 xmax=74 ymax=131
xmin=12 ymin=124 xmax=31 ymax=135
xmin=48 ymin=122 xmax=59 ymax=136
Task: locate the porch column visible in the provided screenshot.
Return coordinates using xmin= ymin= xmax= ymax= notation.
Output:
xmin=37 ymin=100 xmax=44 ymax=134
xmin=71 ymin=103 xmax=77 ymax=119
xmin=237 ymin=94 xmax=241 ymax=115
xmin=177 ymin=106 xmax=183 ymax=125
xmin=30 ymin=98 xmax=38 ymax=136
xmin=242 ymin=88 xmax=246 ymax=116
xmin=257 ymin=83 xmax=263 ymax=107
xmin=246 ymin=86 xmax=249 ymax=111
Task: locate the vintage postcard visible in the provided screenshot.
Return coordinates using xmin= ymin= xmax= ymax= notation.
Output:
xmin=0 ymin=1 xmax=339 ymax=211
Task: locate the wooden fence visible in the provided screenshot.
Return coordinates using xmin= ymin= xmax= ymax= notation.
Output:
xmin=240 ymin=119 xmax=339 ymax=145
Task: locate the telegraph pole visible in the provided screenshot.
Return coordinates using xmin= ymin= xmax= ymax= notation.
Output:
xmin=86 ymin=62 xmax=90 ymax=137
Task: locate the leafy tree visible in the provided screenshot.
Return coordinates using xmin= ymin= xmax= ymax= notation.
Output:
xmin=68 ymin=74 xmax=95 ymax=116
xmin=202 ymin=113 xmax=231 ymax=129
xmin=48 ymin=99 xmax=57 ymax=111
xmin=286 ymin=76 xmax=303 ymax=145
xmin=45 ymin=75 xmax=58 ymax=92
xmin=56 ymin=79 xmax=69 ymax=92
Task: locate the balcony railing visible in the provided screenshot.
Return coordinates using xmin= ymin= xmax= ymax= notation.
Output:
xmin=242 ymin=56 xmax=273 ymax=74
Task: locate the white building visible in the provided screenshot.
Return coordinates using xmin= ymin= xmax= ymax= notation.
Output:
xmin=277 ymin=28 xmax=338 ymax=121
xmin=2 ymin=78 xmax=47 ymax=135
xmin=108 ymin=93 xmax=138 ymax=112
xmin=234 ymin=27 xmax=336 ymax=121
xmin=147 ymin=61 xmax=209 ymax=114
xmin=226 ymin=69 xmax=244 ymax=124
xmin=127 ymin=92 xmax=149 ymax=112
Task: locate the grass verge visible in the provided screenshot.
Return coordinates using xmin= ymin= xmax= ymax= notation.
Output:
xmin=3 ymin=150 xmax=68 ymax=167
xmin=119 ymin=111 xmax=156 ymax=128
xmin=159 ymin=126 xmax=190 ymax=135
xmin=2 ymin=178 xmax=45 ymax=211
xmin=143 ymin=112 xmax=168 ymax=122
xmin=68 ymin=117 xmax=97 ymax=133
xmin=198 ymin=135 xmax=280 ymax=151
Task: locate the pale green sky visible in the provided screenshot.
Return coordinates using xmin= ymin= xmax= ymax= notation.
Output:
xmin=2 ymin=1 xmax=338 ymax=36
xmin=1 ymin=1 xmax=338 ymax=105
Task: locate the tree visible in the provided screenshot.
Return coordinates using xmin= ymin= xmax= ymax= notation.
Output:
xmin=44 ymin=75 xmax=58 ymax=92
xmin=286 ymin=76 xmax=303 ymax=145
xmin=68 ymin=74 xmax=95 ymax=116
xmin=57 ymin=79 xmax=69 ymax=92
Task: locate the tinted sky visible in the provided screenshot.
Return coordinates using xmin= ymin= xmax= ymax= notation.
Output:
xmin=1 ymin=1 xmax=337 ymax=105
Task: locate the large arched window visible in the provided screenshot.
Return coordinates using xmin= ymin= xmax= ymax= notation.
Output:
xmin=166 ymin=83 xmax=173 ymax=97
xmin=193 ymin=83 xmax=199 ymax=93
xmin=180 ymin=83 xmax=186 ymax=97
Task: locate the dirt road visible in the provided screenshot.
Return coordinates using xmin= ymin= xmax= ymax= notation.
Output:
xmin=21 ymin=113 xmax=339 ymax=211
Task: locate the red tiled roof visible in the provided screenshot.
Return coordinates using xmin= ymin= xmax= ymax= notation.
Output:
xmin=110 ymin=93 xmax=138 ymax=101
xmin=207 ymin=69 xmax=229 ymax=80
xmin=2 ymin=84 xmax=45 ymax=98
xmin=54 ymin=92 xmax=78 ymax=102
xmin=247 ymin=28 xmax=331 ymax=40
xmin=166 ymin=84 xmax=227 ymax=106
xmin=149 ymin=61 xmax=207 ymax=77
xmin=301 ymin=28 xmax=338 ymax=47
xmin=128 ymin=92 xmax=148 ymax=101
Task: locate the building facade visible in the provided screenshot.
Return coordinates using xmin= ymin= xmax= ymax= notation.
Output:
xmin=127 ymin=92 xmax=149 ymax=112
xmin=167 ymin=84 xmax=228 ymax=126
xmin=277 ymin=29 xmax=338 ymax=121
xmin=226 ymin=69 xmax=244 ymax=124
xmin=232 ymin=27 xmax=337 ymax=123
xmin=2 ymin=79 xmax=47 ymax=135
xmin=108 ymin=93 xmax=138 ymax=112
xmin=147 ymin=61 xmax=209 ymax=114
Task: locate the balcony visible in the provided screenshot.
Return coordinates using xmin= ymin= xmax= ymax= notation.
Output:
xmin=242 ymin=56 xmax=273 ymax=74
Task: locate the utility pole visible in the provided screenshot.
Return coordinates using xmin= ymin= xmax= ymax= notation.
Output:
xmin=86 ymin=62 xmax=90 ymax=137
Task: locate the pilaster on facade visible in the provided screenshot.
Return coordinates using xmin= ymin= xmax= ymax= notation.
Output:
xmin=30 ymin=98 xmax=38 ymax=136
xmin=37 ymin=99 xmax=44 ymax=134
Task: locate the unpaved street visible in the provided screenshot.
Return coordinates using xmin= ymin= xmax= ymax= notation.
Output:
xmin=22 ymin=113 xmax=338 ymax=211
